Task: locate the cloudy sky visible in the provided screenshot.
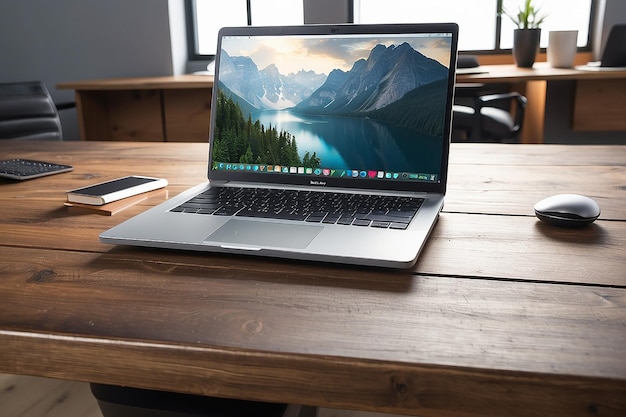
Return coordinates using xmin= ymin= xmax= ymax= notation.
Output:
xmin=220 ymin=34 xmax=452 ymax=76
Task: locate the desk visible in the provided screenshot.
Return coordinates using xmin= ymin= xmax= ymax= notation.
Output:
xmin=58 ymin=75 xmax=214 ymax=142
xmin=1 ymin=141 xmax=625 ymax=417
xmin=61 ymin=66 xmax=626 ymax=145
xmin=457 ymin=63 xmax=626 ymax=144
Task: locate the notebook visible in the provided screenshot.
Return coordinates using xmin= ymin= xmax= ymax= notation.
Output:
xmin=100 ymin=23 xmax=459 ymax=268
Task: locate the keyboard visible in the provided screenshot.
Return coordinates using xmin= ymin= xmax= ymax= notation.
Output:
xmin=171 ymin=187 xmax=423 ymax=230
xmin=0 ymin=158 xmax=73 ymax=180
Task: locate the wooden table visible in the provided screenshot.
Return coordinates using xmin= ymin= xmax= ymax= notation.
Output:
xmin=59 ymin=65 xmax=626 ymax=145
xmin=0 ymin=141 xmax=625 ymax=417
xmin=58 ymin=75 xmax=214 ymax=142
xmin=457 ymin=63 xmax=626 ymax=144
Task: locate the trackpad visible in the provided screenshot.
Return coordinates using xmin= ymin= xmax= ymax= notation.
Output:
xmin=205 ymin=219 xmax=322 ymax=249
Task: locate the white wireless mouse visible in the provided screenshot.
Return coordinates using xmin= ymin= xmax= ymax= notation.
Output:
xmin=534 ymin=194 xmax=600 ymax=228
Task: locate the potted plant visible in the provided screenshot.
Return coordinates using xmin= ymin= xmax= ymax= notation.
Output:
xmin=500 ymin=0 xmax=547 ymax=68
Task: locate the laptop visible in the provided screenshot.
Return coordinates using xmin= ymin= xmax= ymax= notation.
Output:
xmin=100 ymin=23 xmax=459 ymax=268
xmin=577 ymin=24 xmax=626 ymax=71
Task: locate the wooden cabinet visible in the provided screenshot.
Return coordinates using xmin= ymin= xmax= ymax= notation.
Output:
xmin=58 ymin=75 xmax=214 ymax=142
xmin=572 ymin=78 xmax=626 ymax=131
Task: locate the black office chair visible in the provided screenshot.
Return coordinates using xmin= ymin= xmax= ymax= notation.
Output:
xmin=0 ymin=81 xmax=73 ymax=141
xmin=452 ymin=55 xmax=527 ymax=143
xmin=452 ymin=86 xmax=527 ymax=143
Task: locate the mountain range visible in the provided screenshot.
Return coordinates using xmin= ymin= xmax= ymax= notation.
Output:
xmin=295 ymin=42 xmax=448 ymax=114
xmin=218 ymin=51 xmax=326 ymax=110
xmin=218 ymin=42 xmax=450 ymax=137
xmin=218 ymin=42 xmax=448 ymax=115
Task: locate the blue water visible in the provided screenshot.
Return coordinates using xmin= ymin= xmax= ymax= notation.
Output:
xmin=252 ymin=110 xmax=442 ymax=173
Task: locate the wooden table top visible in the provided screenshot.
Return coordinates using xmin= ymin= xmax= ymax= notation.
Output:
xmin=0 ymin=141 xmax=625 ymax=417
xmin=456 ymin=62 xmax=626 ymax=83
xmin=57 ymin=74 xmax=214 ymax=91
xmin=55 ymin=63 xmax=626 ymax=93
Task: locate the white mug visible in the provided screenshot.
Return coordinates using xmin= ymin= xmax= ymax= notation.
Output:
xmin=548 ymin=30 xmax=579 ymax=68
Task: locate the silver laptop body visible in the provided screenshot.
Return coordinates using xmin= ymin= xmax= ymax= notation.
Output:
xmin=100 ymin=23 xmax=459 ymax=268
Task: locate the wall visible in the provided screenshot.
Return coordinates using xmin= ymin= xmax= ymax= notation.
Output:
xmin=304 ymin=0 xmax=351 ymax=24
xmin=0 ymin=0 xmax=178 ymax=140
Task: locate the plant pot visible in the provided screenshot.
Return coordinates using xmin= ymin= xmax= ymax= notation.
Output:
xmin=513 ymin=28 xmax=541 ymax=68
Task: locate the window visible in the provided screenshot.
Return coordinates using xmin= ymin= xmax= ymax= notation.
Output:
xmin=187 ymin=0 xmax=304 ymax=59
xmin=186 ymin=0 xmax=596 ymax=59
xmin=499 ymin=0 xmax=593 ymax=49
xmin=191 ymin=0 xmax=248 ymax=57
xmin=354 ymin=0 xmax=595 ymax=52
xmin=356 ymin=0 xmax=500 ymax=50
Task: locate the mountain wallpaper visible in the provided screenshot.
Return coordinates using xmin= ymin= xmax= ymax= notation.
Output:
xmin=213 ymin=35 xmax=452 ymax=173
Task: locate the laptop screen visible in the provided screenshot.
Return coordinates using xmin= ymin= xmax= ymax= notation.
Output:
xmin=209 ymin=24 xmax=458 ymax=193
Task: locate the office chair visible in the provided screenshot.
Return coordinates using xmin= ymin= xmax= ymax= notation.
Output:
xmin=452 ymin=86 xmax=527 ymax=143
xmin=452 ymin=55 xmax=527 ymax=143
xmin=0 ymin=81 xmax=73 ymax=140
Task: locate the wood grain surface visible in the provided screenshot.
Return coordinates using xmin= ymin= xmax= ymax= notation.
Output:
xmin=1 ymin=141 xmax=625 ymax=417
xmin=57 ymin=75 xmax=214 ymax=91
xmin=456 ymin=62 xmax=626 ymax=83
xmin=573 ymin=79 xmax=626 ymax=131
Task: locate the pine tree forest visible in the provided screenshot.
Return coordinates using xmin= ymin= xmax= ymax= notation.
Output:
xmin=213 ymin=91 xmax=321 ymax=169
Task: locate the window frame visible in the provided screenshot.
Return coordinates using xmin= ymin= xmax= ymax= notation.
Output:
xmin=185 ymin=0 xmax=252 ymax=61
xmin=351 ymin=0 xmax=597 ymax=55
xmin=185 ymin=0 xmax=597 ymax=62
xmin=185 ymin=0 xmax=204 ymax=61
xmin=498 ymin=0 xmax=597 ymax=54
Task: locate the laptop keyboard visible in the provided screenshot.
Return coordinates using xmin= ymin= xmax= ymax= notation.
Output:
xmin=171 ymin=187 xmax=423 ymax=230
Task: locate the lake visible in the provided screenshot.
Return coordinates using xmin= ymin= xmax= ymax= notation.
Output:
xmin=252 ymin=110 xmax=442 ymax=173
